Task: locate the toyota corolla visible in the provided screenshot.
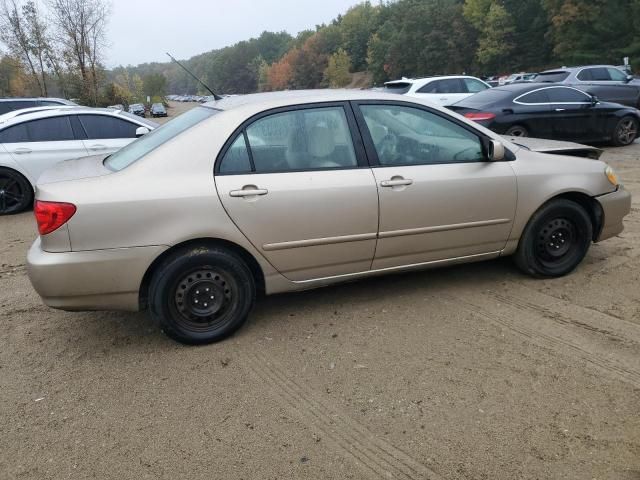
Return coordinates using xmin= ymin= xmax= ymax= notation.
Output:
xmin=26 ymin=90 xmax=631 ymax=344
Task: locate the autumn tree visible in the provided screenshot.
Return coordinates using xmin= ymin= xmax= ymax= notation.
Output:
xmin=324 ymin=48 xmax=352 ymax=87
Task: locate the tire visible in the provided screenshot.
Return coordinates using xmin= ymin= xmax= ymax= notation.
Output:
xmin=148 ymin=246 xmax=256 ymax=344
xmin=514 ymin=199 xmax=593 ymax=278
xmin=0 ymin=167 xmax=33 ymax=215
xmin=504 ymin=125 xmax=529 ymax=137
xmin=611 ymin=116 xmax=638 ymax=147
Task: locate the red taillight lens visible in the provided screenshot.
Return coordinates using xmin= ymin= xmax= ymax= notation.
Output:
xmin=34 ymin=201 xmax=76 ymax=235
xmin=464 ymin=112 xmax=496 ymax=121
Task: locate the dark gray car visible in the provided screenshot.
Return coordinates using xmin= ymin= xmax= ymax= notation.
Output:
xmin=0 ymin=97 xmax=77 ymax=115
xmin=536 ymin=65 xmax=640 ymax=108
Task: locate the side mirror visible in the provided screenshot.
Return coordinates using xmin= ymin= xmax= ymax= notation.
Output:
xmin=135 ymin=126 xmax=150 ymax=138
xmin=590 ymin=95 xmax=599 ymax=106
xmin=626 ymin=75 xmax=633 ymax=83
xmin=487 ymin=139 xmax=505 ymax=161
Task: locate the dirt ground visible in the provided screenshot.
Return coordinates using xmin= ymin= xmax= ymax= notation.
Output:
xmin=1 ymin=109 xmax=639 ymax=479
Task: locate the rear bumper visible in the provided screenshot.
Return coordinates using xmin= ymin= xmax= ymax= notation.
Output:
xmin=595 ymin=186 xmax=632 ymax=242
xmin=27 ymin=238 xmax=167 ymax=311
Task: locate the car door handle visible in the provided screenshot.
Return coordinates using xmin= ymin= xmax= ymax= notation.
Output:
xmin=88 ymin=144 xmax=108 ymax=150
xmin=13 ymin=147 xmax=32 ymax=154
xmin=380 ymin=178 xmax=413 ymax=187
xmin=229 ymin=187 xmax=269 ymax=197
xmin=554 ymin=108 xmax=566 ymax=112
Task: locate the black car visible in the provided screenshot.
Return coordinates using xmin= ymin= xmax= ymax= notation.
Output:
xmin=448 ymin=83 xmax=640 ymax=146
xmin=128 ymin=103 xmax=146 ymax=117
xmin=150 ymin=103 xmax=167 ymax=117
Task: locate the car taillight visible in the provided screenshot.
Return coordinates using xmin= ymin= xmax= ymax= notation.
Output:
xmin=464 ymin=112 xmax=496 ymax=121
xmin=34 ymin=201 xmax=76 ymax=235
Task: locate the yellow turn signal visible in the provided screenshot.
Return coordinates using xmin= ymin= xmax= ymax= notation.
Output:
xmin=605 ymin=166 xmax=619 ymax=187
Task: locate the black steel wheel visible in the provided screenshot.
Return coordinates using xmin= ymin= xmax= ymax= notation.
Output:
xmin=514 ymin=199 xmax=592 ymax=277
xmin=611 ymin=116 xmax=638 ymax=147
xmin=149 ymin=246 xmax=255 ymax=344
xmin=0 ymin=168 xmax=33 ymax=215
xmin=505 ymin=125 xmax=529 ymax=137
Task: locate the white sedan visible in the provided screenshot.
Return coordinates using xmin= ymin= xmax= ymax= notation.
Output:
xmin=383 ymin=75 xmax=491 ymax=106
xmin=0 ymin=107 xmax=158 ymax=214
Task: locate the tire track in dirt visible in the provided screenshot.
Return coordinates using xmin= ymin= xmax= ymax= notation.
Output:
xmin=439 ymin=293 xmax=640 ymax=388
xmin=247 ymin=352 xmax=443 ymax=480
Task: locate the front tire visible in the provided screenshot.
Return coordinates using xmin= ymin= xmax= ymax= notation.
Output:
xmin=611 ymin=116 xmax=638 ymax=147
xmin=514 ymin=199 xmax=592 ymax=277
xmin=149 ymin=246 xmax=256 ymax=344
xmin=0 ymin=167 xmax=33 ymax=215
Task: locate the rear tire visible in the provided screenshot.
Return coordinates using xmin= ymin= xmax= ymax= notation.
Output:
xmin=514 ymin=199 xmax=592 ymax=278
xmin=148 ymin=246 xmax=256 ymax=344
xmin=505 ymin=125 xmax=529 ymax=137
xmin=0 ymin=167 xmax=33 ymax=215
xmin=611 ymin=116 xmax=638 ymax=147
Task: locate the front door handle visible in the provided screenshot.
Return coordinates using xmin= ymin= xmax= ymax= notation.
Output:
xmin=380 ymin=178 xmax=413 ymax=187
xmin=554 ymin=108 xmax=566 ymax=112
xmin=13 ymin=147 xmax=32 ymax=154
xmin=229 ymin=186 xmax=269 ymax=197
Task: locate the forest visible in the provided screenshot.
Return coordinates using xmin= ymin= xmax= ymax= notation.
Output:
xmin=2 ymin=0 xmax=640 ymax=103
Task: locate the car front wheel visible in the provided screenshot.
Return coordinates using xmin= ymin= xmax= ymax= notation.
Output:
xmin=514 ymin=199 xmax=593 ymax=277
xmin=611 ymin=116 xmax=638 ymax=147
xmin=0 ymin=168 xmax=33 ymax=215
xmin=149 ymin=246 xmax=256 ymax=344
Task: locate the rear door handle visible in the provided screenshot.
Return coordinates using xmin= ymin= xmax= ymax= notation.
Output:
xmin=13 ymin=147 xmax=32 ymax=154
xmin=229 ymin=187 xmax=269 ymax=197
xmin=88 ymin=144 xmax=108 ymax=151
xmin=554 ymin=108 xmax=566 ymax=112
xmin=380 ymin=178 xmax=413 ymax=187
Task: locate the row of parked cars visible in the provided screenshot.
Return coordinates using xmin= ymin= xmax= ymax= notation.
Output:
xmin=167 ymin=94 xmax=215 ymax=103
xmin=383 ymin=64 xmax=640 ymax=147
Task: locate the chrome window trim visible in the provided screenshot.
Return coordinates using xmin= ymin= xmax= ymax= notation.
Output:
xmin=513 ymin=86 xmax=592 ymax=106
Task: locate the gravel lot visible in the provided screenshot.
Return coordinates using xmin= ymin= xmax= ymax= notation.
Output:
xmin=1 ymin=106 xmax=639 ymax=479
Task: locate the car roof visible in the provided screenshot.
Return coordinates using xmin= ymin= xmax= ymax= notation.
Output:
xmin=0 ymin=97 xmax=75 ymax=103
xmin=0 ymin=107 xmax=149 ymax=129
xmin=540 ymin=65 xmax=621 ymax=73
xmin=384 ymin=75 xmax=482 ymax=85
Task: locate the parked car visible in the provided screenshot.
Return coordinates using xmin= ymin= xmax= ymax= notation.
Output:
xmin=128 ymin=103 xmax=146 ymax=117
xmin=535 ymin=65 xmax=640 ymax=108
xmin=0 ymin=97 xmax=77 ymax=115
xmin=0 ymin=105 xmax=77 ymax=123
xmin=25 ymin=90 xmax=630 ymax=344
xmin=383 ymin=75 xmax=491 ymax=105
xmin=448 ymin=83 xmax=639 ymax=146
xmin=106 ymin=104 xmax=124 ymax=110
xmin=0 ymin=108 xmax=158 ymax=214
xmin=504 ymin=72 xmax=537 ymax=84
xmin=150 ymin=103 xmax=167 ymax=117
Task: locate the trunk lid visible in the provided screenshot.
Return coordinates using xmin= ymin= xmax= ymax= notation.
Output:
xmin=37 ymin=153 xmax=112 ymax=185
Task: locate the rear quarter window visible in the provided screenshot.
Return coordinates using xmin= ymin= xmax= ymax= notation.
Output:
xmin=383 ymin=82 xmax=412 ymax=94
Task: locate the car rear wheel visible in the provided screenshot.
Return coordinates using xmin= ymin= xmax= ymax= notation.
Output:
xmin=0 ymin=168 xmax=33 ymax=215
xmin=514 ymin=199 xmax=592 ymax=277
xmin=149 ymin=246 xmax=256 ymax=344
xmin=611 ymin=116 xmax=638 ymax=147
xmin=505 ymin=125 xmax=529 ymax=137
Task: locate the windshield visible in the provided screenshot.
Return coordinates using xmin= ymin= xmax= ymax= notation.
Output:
xmin=105 ymin=106 xmax=218 ymax=171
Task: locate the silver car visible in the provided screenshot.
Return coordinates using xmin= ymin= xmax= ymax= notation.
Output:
xmin=26 ymin=90 xmax=631 ymax=344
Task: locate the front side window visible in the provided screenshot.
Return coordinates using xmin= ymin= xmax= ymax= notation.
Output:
xmin=244 ymin=106 xmax=357 ymax=172
xmin=78 ymin=115 xmax=139 ymax=139
xmin=607 ymin=68 xmax=628 ymax=82
xmin=546 ymin=87 xmax=591 ymax=103
xmin=464 ymin=78 xmax=489 ymax=93
xmin=360 ymin=104 xmax=484 ymax=165
xmin=26 ymin=116 xmax=74 ymax=142
xmin=0 ymin=123 xmax=29 ymax=143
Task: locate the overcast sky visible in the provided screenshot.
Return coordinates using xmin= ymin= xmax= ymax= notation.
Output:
xmin=106 ymin=0 xmax=363 ymax=67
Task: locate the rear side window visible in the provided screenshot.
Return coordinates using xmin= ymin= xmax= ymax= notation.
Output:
xmin=536 ymin=71 xmax=570 ymax=82
xmin=219 ymin=135 xmax=252 ymax=174
xmin=26 ymin=116 xmax=74 ymax=142
xmin=546 ymin=87 xmax=591 ymax=103
xmin=78 ymin=115 xmax=138 ymax=139
xmin=516 ymin=90 xmax=550 ymax=104
xmin=0 ymin=123 xmax=29 ymax=143
xmin=587 ymin=68 xmax=610 ymax=81
xmin=418 ymin=79 xmax=463 ymax=94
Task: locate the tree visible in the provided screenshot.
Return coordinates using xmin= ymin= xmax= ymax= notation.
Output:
xmin=48 ymin=0 xmax=110 ymax=105
xmin=143 ymin=72 xmax=166 ymax=98
xmin=339 ymin=1 xmax=380 ymax=71
xmin=324 ymin=48 xmax=352 ymax=87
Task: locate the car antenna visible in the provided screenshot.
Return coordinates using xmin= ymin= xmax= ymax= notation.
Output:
xmin=166 ymin=52 xmax=223 ymax=100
